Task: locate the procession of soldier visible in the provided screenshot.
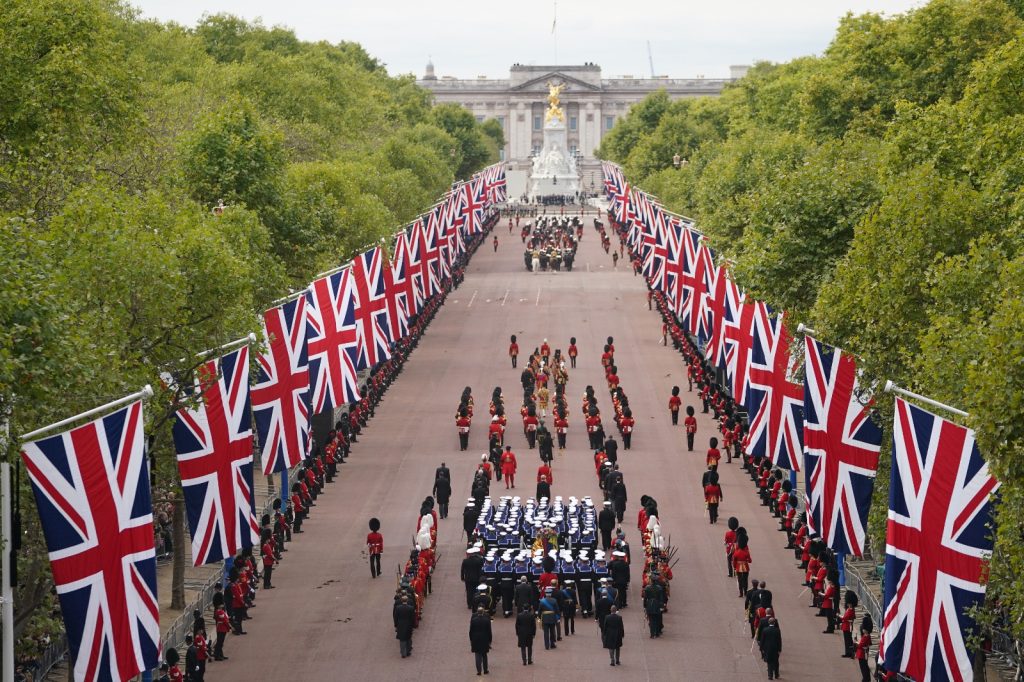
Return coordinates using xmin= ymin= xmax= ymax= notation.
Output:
xmin=378 ymin=216 xmax=878 ymax=680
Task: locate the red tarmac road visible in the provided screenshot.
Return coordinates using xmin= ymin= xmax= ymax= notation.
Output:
xmin=215 ymin=214 xmax=857 ymax=680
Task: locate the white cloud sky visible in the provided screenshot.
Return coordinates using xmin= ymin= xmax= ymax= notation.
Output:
xmin=128 ymin=0 xmax=927 ymax=79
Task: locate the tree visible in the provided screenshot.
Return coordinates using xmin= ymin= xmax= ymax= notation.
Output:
xmin=180 ymin=99 xmax=285 ymax=216
xmin=430 ymin=103 xmax=495 ymax=179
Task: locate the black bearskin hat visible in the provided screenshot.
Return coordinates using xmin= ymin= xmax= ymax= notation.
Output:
xmin=369 ymin=518 xmax=381 ymax=532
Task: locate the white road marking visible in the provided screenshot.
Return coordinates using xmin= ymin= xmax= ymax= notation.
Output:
xmin=535 ymin=288 xmax=541 ymax=306
xmin=467 ymin=290 xmax=478 ymax=308
xmin=501 ymin=289 xmax=510 ymax=306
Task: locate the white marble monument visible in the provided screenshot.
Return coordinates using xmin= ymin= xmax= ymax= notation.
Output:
xmin=528 ymin=82 xmax=581 ymax=201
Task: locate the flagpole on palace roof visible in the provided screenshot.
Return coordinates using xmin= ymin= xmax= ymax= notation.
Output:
xmin=20 ymin=385 xmax=155 ymax=442
xmin=883 ymin=381 xmax=969 ymax=418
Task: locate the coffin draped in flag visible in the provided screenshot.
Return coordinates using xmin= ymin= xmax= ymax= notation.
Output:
xmin=879 ymin=398 xmax=999 ymax=682
xmin=802 ymin=336 xmax=881 ymax=556
xmin=173 ymin=346 xmax=261 ymax=566
xmin=743 ymin=305 xmax=804 ymax=471
xmin=306 ymin=266 xmax=361 ymax=412
xmin=21 ymin=400 xmax=160 ymax=682
xmin=253 ymin=297 xmax=311 ymax=475
xmin=351 ymin=246 xmax=394 ymax=370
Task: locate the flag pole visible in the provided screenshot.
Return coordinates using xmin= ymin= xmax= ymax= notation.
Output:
xmin=270 ymin=290 xmax=306 ymax=307
xmin=883 ymin=381 xmax=968 ymax=418
xmin=195 ymin=333 xmax=258 ymax=361
xmin=20 ymin=385 xmax=155 ymax=442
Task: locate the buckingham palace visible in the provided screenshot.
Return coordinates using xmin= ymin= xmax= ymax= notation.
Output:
xmin=418 ymin=62 xmax=748 ymax=192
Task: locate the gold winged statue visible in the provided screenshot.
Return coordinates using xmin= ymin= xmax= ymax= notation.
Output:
xmin=545 ymin=81 xmax=566 ymax=124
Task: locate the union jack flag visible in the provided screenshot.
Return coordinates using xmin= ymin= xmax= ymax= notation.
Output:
xmin=663 ymin=217 xmax=685 ymax=307
xmin=743 ymin=305 xmax=804 ymax=471
xmin=379 ymin=246 xmax=407 ymax=340
xmin=724 ymin=296 xmax=755 ymax=406
xmin=677 ymin=227 xmax=714 ymax=340
xmin=21 ymin=400 xmax=160 ymax=682
xmin=879 ymin=398 xmax=999 ymax=682
xmin=173 ymin=346 xmax=260 ymax=566
xmin=802 ymin=336 xmax=881 ymax=556
xmin=306 ymin=267 xmax=361 ymax=412
xmin=403 ymin=219 xmax=427 ymax=311
xmin=441 ymin=195 xmax=465 ymax=267
xmin=704 ymin=263 xmax=742 ymax=371
xmin=417 ymin=211 xmax=444 ymax=297
xmin=461 ymin=176 xmax=487 ymax=235
xmin=391 ymin=229 xmax=420 ymax=328
xmin=351 ymin=246 xmax=393 ymax=369
xmin=482 ymin=163 xmax=507 ymax=203
xmin=253 ymin=297 xmax=311 ymax=475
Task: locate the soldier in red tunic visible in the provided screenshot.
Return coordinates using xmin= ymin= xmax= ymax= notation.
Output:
xmin=553 ymin=409 xmax=569 ymax=450
xmin=706 ymin=437 xmax=721 ymax=471
xmin=540 ymin=338 xmax=551 ymax=361
xmin=567 ymin=337 xmax=578 ymax=368
xmin=725 ymin=517 xmax=738 ymax=578
xmin=684 ymin=405 xmax=697 ymax=452
xmin=619 ymin=408 xmax=635 ymax=450
xmin=704 ymin=470 xmax=723 ymax=524
xmin=524 ymin=407 xmax=539 ymax=449
xmin=840 ymin=592 xmax=858 ymax=657
xmin=500 ymin=446 xmax=518 ymax=489
xmin=456 ymin=409 xmax=472 ymax=451
xmin=367 ymin=518 xmax=384 ymax=578
xmin=732 ymin=537 xmax=752 ymax=597
xmin=509 ymin=334 xmax=519 ymax=368
xmin=668 ymin=386 xmax=682 ymax=425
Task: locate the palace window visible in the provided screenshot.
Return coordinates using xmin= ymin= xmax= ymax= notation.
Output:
xmin=497 ymin=116 xmax=506 ymax=129
xmin=476 ymin=115 xmax=485 ymax=122
xmin=569 ymin=116 xmax=577 ymax=131
xmin=605 ymin=115 xmax=615 ymax=130
xmin=534 ymin=115 xmax=542 ymax=130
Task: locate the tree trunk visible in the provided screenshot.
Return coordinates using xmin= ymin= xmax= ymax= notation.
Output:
xmin=171 ymin=498 xmax=185 ymax=610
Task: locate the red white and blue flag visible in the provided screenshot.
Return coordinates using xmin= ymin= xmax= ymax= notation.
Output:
xmin=802 ymin=336 xmax=881 ymax=556
xmin=306 ymin=267 xmax=361 ymax=411
xmin=173 ymin=346 xmax=260 ymax=567
xmin=677 ymin=227 xmax=713 ymax=340
xmin=417 ymin=211 xmax=444 ymax=297
xmin=879 ymin=398 xmax=998 ymax=682
xmin=351 ymin=246 xmax=393 ymax=370
xmin=391 ymin=229 xmax=420 ymax=328
xmin=461 ymin=176 xmax=487 ymax=235
xmin=704 ymin=263 xmax=742 ymax=371
xmin=253 ymin=297 xmax=311 ymax=475
xmin=21 ymin=400 xmax=160 ymax=682
xmin=743 ymin=306 xmax=804 ymax=471
xmin=724 ymin=297 xmax=756 ymax=406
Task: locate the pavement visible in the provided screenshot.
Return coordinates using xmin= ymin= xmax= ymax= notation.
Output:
xmin=209 ymin=211 xmax=862 ymax=681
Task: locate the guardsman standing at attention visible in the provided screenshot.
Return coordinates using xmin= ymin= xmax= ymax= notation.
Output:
xmin=509 ymin=334 xmax=519 ymax=368
xmin=669 ymin=386 xmax=682 ymax=425
xmin=456 ymin=409 xmax=472 ymax=451
xmin=540 ymin=338 xmax=551 ymax=362
xmin=367 ymin=518 xmax=384 ymax=578
xmin=684 ymin=406 xmax=697 ymax=452
xmin=704 ymin=471 xmax=723 ymax=524
xmin=841 ymin=592 xmax=858 ymax=657
xmin=568 ymin=337 xmax=578 ymax=368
